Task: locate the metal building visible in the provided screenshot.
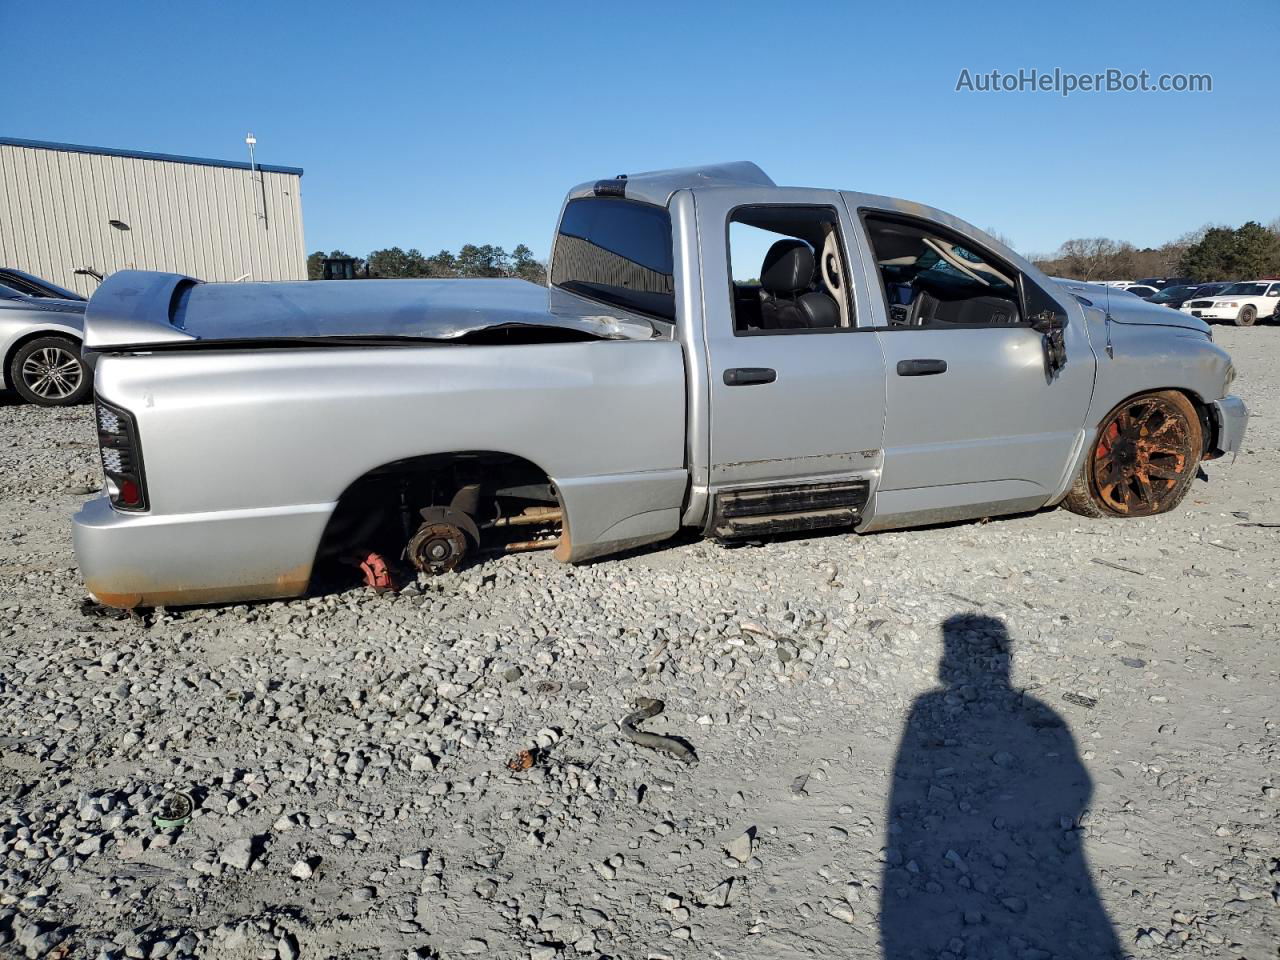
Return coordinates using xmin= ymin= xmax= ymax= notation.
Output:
xmin=0 ymin=137 xmax=305 ymax=299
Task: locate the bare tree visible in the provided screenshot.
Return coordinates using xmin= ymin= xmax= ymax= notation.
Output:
xmin=1057 ymin=238 xmax=1119 ymax=281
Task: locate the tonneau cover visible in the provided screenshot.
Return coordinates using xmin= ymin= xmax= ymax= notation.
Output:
xmin=83 ymin=271 xmax=660 ymax=349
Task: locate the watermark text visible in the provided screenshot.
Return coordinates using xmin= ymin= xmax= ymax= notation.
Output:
xmin=955 ymin=67 xmax=1212 ymax=97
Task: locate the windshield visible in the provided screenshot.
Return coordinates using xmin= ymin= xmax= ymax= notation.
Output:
xmin=1219 ymin=282 xmax=1267 ymax=296
xmin=1150 ymin=285 xmax=1194 ymax=302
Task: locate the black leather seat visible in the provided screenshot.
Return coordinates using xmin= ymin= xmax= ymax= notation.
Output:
xmin=758 ymin=239 xmax=839 ymax=330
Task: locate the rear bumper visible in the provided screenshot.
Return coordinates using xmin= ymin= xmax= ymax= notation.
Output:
xmin=72 ymin=496 xmax=334 ymax=608
xmin=1210 ymin=395 xmax=1248 ymax=458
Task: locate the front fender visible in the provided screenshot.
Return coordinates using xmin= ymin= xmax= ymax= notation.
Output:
xmin=1085 ymin=319 xmax=1232 ymax=425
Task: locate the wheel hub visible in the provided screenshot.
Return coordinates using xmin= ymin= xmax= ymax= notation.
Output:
xmin=405 ymin=522 xmax=468 ymax=575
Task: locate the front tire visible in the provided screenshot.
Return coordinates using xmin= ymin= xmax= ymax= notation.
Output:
xmin=1235 ymin=305 xmax=1257 ymax=327
xmin=9 ymin=336 xmax=92 ymax=407
xmin=1062 ymin=390 xmax=1202 ymax=519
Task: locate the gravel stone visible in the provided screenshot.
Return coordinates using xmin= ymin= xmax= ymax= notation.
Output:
xmin=0 ymin=327 xmax=1275 ymax=958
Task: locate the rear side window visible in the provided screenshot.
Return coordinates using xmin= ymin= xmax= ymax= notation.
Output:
xmin=551 ymin=197 xmax=675 ymax=321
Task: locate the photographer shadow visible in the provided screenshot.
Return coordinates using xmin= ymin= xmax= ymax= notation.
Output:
xmin=880 ymin=614 xmax=1121 ymax=959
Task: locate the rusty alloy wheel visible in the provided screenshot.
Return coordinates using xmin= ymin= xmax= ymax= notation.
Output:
xmin=1089 ymin=392 xmax=1200 ymax=516
xmin=405 ymin=522 xmax=468 ymax=575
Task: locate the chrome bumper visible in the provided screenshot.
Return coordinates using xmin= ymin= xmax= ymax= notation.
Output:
xmin=72 ymin=496 xmax=334 ymax=608
xmin=1211 ymin=395 xmax=1248 ymax=459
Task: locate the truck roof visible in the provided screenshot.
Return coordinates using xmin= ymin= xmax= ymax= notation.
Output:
xmin=563 ymin=162 xmax=1021 ymax=278
xmin=566 ymin=161 xmax=777 ymax=206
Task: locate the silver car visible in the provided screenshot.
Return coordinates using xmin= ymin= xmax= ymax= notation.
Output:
xmin=71 ymin=162 xmax=1247 ymax=608
xmin=0 ymin=269 xmax=91 ymax=406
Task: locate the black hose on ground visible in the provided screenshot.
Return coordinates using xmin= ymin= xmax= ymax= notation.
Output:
xmin=620 ymin=697 xmax=698 ymax=764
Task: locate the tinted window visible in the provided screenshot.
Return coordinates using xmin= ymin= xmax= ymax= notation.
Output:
xmin=551 ymin=197 xmax=675 ymax=321
xmin=1150 ymin=285 xmax=1193 ymax=302
xmin=1220 ymin=282 xmax=1267 ymax=296
xmin=0 ymin=273 xmax=44 ymax=297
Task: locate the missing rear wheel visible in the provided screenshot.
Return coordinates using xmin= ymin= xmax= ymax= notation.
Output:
xmin=406 ymin=522 xmax=468 ymax=575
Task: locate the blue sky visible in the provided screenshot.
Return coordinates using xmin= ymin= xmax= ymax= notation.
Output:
xmin=6 ymin=0 xmax=1277 ymax=260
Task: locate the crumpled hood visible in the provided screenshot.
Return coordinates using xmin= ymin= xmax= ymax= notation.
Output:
xmin=84 ymin=271 xmax=661 ymax=350
xmin=1053 ymin=279 xmax=1209 ymax=334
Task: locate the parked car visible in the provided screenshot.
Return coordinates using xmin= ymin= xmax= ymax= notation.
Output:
xmin=1180 ymin=279 xmax=1280 ymax=326
xmin=1148 ymin=282 xmax=1226 ymax=310
xmin=0 ymin=272 xmax=91 ymax=406
xmin=1120 ymin=284 xmax=1160 ymax=299
xmin=0 ymin=267 xmax=85 ymax=301
xmin=71 ymin=162 xmax=1247 ymax=608
xmin=1136 ymin=276 xmax=1195 ymax=291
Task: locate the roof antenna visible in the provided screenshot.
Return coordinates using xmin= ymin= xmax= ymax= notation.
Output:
xmin=1103 ymin=281 xmax=1114 ymax=358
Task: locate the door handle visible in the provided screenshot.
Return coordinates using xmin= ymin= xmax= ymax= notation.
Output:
xmin=723 ymin=367 xmax=777 ymax=386
xmin=896 ymin=358 xmax=948 ymax=377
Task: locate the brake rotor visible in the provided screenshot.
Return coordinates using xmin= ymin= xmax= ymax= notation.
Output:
xmin=406 ymin=522 xmax=468 ymax=575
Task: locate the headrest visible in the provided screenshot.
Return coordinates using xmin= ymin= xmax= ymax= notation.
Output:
xmin=760 ymin=239 xmax=814 ymax=294
xmin=798 ymin=291 xmax=839 ymax=328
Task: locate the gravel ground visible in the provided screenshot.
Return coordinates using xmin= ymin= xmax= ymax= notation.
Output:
xmin=0 ymin=327 xmax=1276 ymax=960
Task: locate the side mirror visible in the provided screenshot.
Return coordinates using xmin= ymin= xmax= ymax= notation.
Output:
xmin=1029 ymin=310 xmax=1067 ymax=375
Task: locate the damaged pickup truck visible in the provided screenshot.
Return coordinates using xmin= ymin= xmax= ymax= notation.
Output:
xmin=73 ymin=161 xmax=1248 ymax=608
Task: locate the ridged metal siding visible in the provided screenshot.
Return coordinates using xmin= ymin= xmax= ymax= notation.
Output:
xmin=0 ymin=143 xmax=305 ymax=298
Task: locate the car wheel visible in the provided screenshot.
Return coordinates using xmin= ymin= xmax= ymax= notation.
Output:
xmin=9 ymin=336 xmax=92 ymax=407
xmin=1062 ymin=390 xmax=1202 ymax=519
xmin=1235 ymin=305 xmax=1257 ymax=327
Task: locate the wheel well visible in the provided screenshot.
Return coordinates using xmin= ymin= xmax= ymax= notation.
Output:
xmin=312 ymin=450 xmax=562 ymax=573
xmin=1171 ymin=389 xmax=1214 ymax=457
xmin=1096 ymin=388 xmax=1214 ymax=458
xmin=3 ymin=330 xmax=82 ymax=388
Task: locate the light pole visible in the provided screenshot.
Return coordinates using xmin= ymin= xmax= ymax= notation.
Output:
xmin=247 ymin=132 xmax=269 ymax=230
xmin=243 ymin=132 xmax=269 ymax=280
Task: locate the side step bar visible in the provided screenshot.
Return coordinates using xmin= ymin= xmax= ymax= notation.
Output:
xmin=710 ymin=479 xmax=870 ymax=540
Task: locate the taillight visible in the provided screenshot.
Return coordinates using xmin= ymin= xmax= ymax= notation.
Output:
xmin=96 ymin=397 xmax=148 ymax=511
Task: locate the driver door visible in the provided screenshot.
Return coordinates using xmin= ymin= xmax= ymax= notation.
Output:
xmin=847 ymin=203 xmax=1097 ymax=526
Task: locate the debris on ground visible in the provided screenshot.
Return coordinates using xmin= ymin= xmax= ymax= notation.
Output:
xmin=620 ymin=697 xmax=698 ymax=763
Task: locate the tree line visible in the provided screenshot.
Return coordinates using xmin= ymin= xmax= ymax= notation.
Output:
xmin=1031 ymin=218 xmax=1280 ymax=282
xmin=307 ymin=244 xmax=547 ymax=283
xmin=310 ymin=216 xmax=1280 ymax=288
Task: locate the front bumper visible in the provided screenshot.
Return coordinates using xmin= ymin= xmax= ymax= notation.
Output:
xmin=1210 ymin=395 xmax=1248 ymax=459
xmin=1182 ymin=307 xmax=1235 ymax=321
xmin=72 ymin=496 xmax=334 ymax=608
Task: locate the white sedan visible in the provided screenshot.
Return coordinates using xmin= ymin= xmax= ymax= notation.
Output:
xmin=1180 ymin=280 xmax=1280 ymax=326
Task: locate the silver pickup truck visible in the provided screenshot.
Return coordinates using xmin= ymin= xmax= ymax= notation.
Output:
xmin=72 ymin=162 xmax=1247 ymax=608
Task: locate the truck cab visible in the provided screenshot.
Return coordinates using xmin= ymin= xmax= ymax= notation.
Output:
xmin=554 ymin=162 xmax=1094 ymax=542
